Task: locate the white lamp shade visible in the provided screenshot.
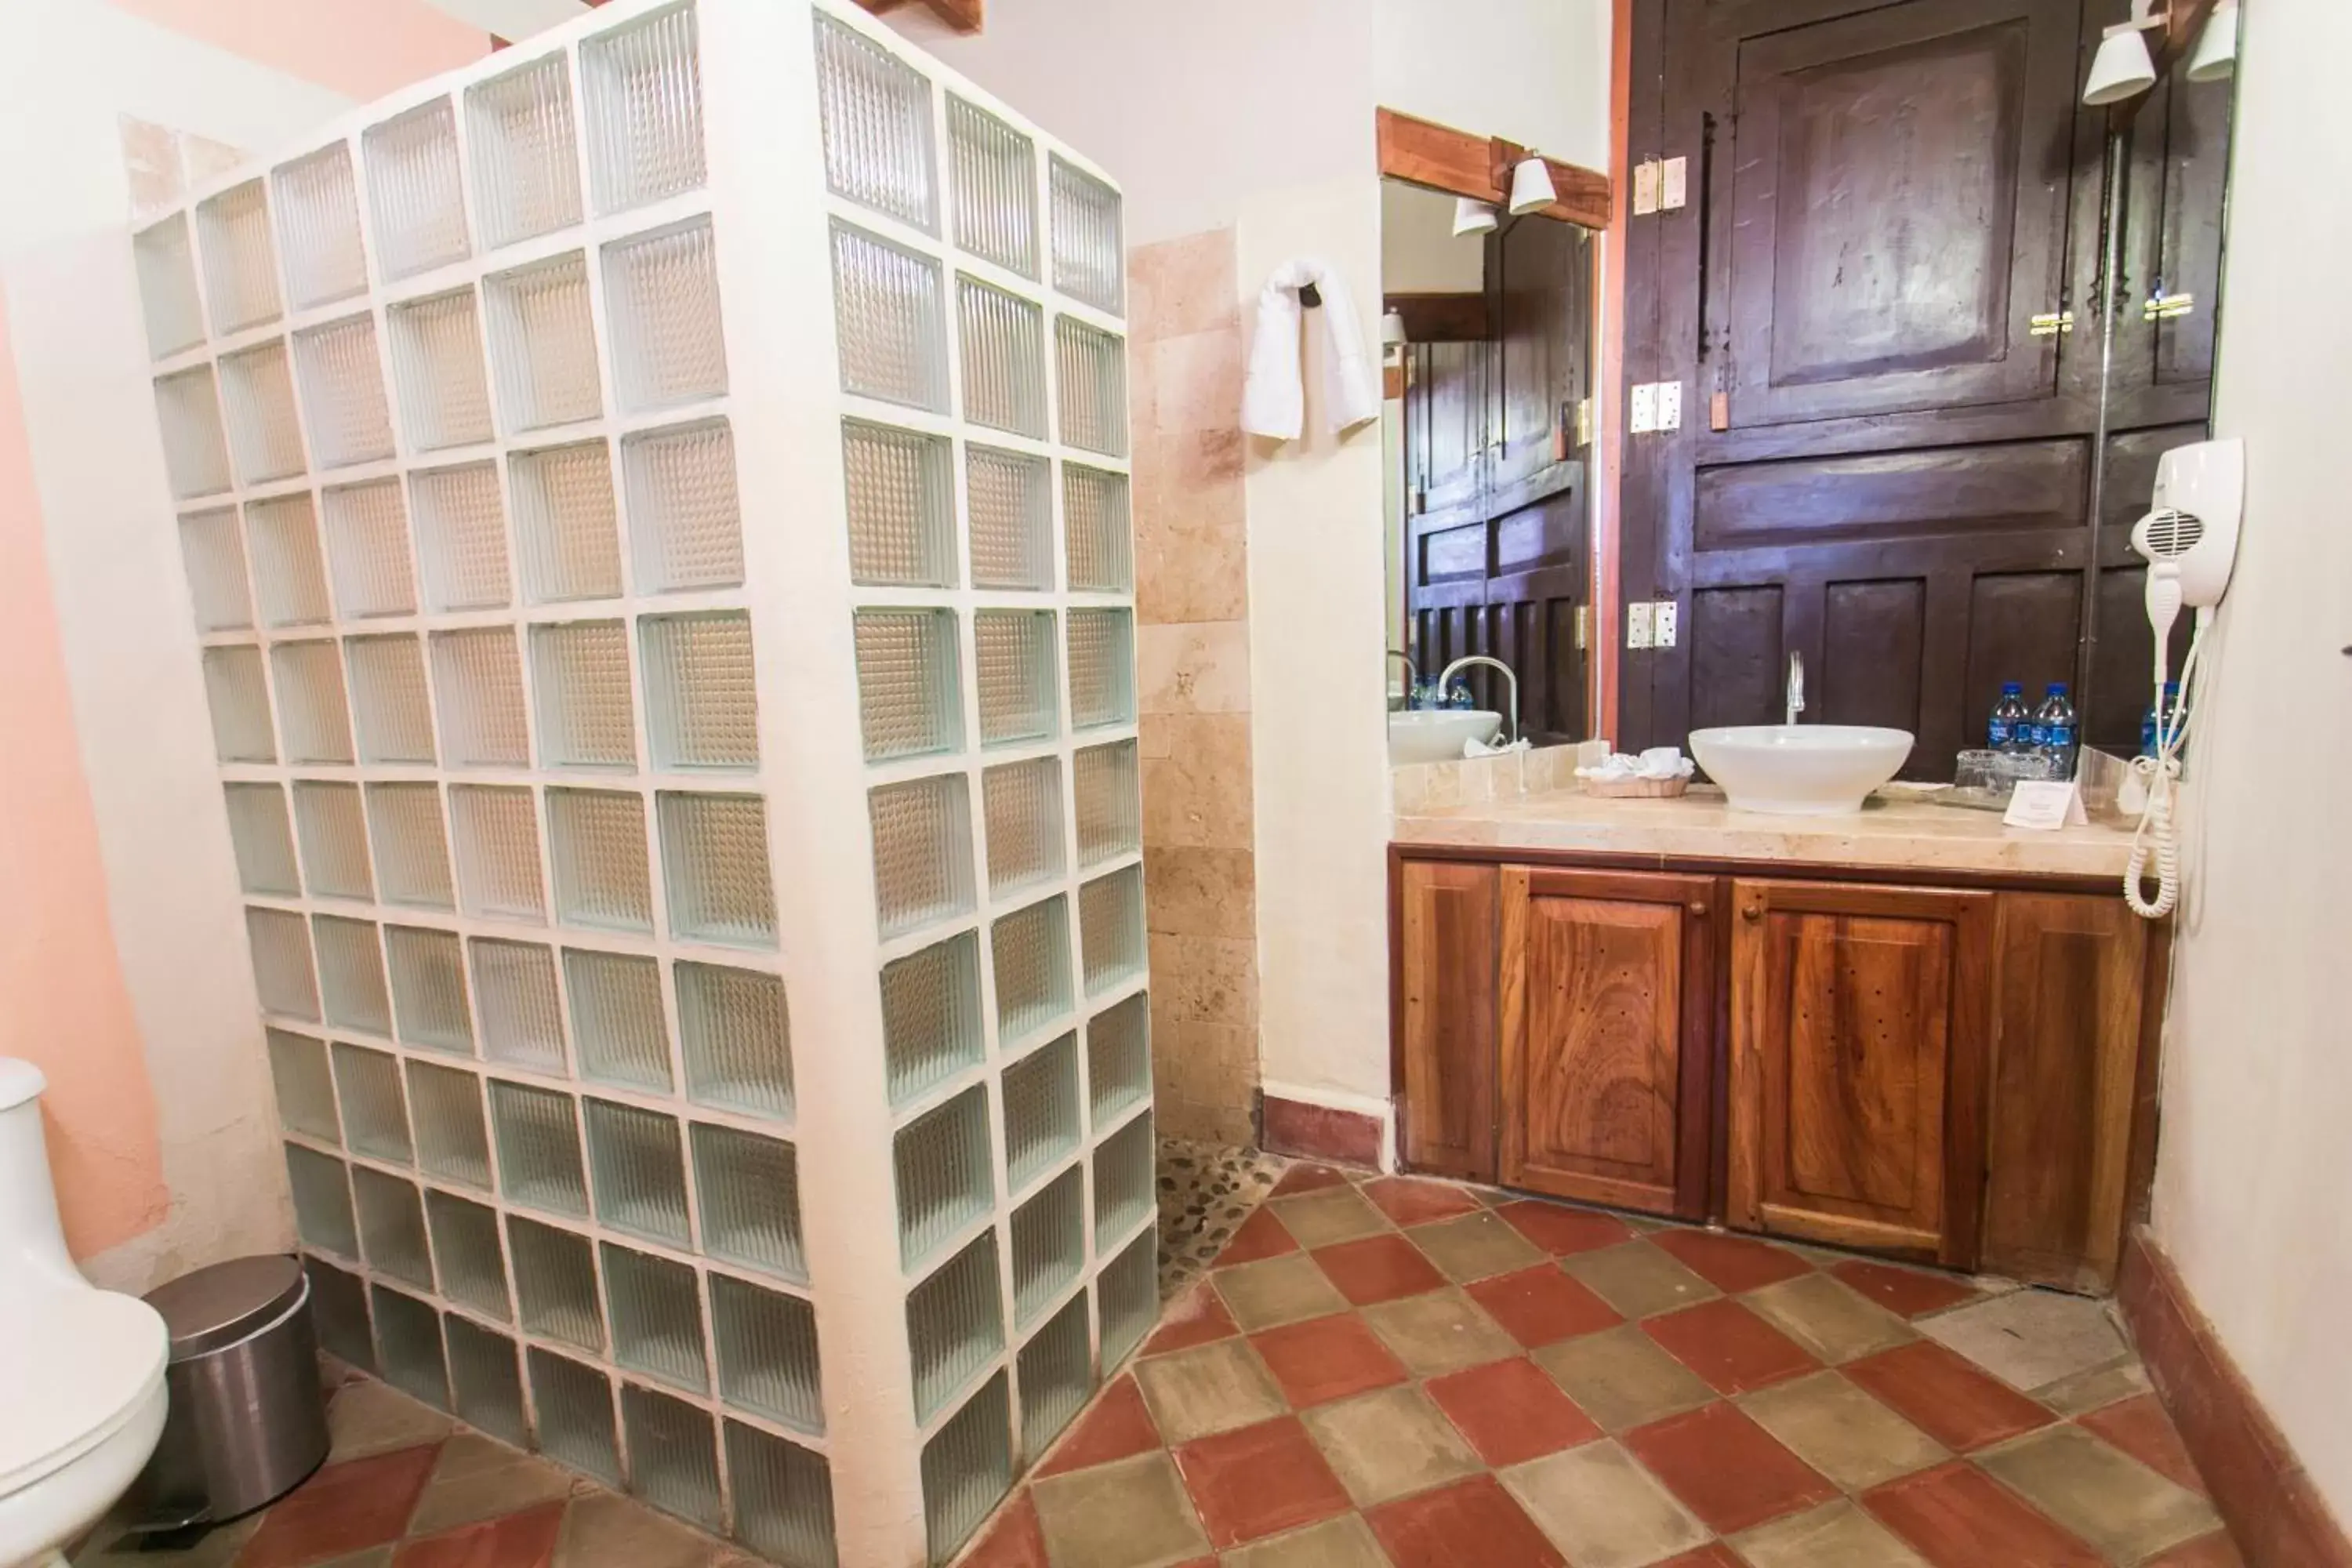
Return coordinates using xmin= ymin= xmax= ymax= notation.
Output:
xmin=1451 ymin=197 xmax=1499 ymax=238
xmin=2083 ymin=26 xmax=2158 ymax=105
xmin=1381 ymin=310 xmax=1406 ymax=347
xmin=2187 ymin=0 xmax=2237 ymax=82
xmin=1508 ymin=156 xmax=1557 ymax=216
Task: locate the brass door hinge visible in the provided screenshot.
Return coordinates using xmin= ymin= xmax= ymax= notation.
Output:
xmin=2030 ymin=310 xmax=2076 ymax=339
xmin=2143 ymin=292 xmax=2196 ymax=321
xmin=1573 ymin=604 xmax=1590 ymax=650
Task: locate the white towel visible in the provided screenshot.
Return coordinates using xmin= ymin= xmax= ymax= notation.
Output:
xmin=1240 ymin=257 xmax=1382 ymax=442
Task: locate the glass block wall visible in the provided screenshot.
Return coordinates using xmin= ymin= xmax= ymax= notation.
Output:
xmin=130 ymin=3 xmax=1144 ymax=1564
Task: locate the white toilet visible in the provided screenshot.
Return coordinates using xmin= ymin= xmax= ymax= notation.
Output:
xmin=0 ymin=1061 xmax=170 ymax=1568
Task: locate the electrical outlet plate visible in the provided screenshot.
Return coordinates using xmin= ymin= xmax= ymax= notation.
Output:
xmin=1628 ymin=383 xmax=1658 ymax=434
xmin=1653 ymin=601 xmax=1678 ymax=648
xmin=1661 ymin=157 xmax=1687 ymax=211
xmin=1657 ymin=380 xmax=1682 ymax=431
xmin=1627 ymin=601 xmax=1655 ymax=649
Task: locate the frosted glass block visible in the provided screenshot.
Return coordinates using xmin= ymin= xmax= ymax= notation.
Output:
xmin=449 ymin=785 xmax=546 ymax=922
xmin=841 ymin=420 xmax=953 ymax=588
xmin=362 ymin=98 xmax=470 ymax=282
xmin=621 ymin=1384 xmax=720 ymax=1529
xmin=179 ymin=506 xmax=252 ymax=632
xmin=467 ymin=55 xmax=583 ymax=251
xmin=427 ymin=1190 xmax=510 ymax=1319
xmin=727 ymin=1421 xmax=838 ymax=1568
xmin=511 ymin=441 xmax=622 ymax=604
xmin=1054 ymin=317 xmax=1128 ymax=457
xmin=604 ymin=218 xmax=727 ymax=414
xmin=893 ymin=1084 xmax=990 ymax=1270
xmin=813 ymin=12 xmax=936 ymax=232
xmin=657 ymin=792 xmax=776 ymax=949
xmin=293 ymin=780 xmax=374 ymax=901
xmin=195 ymin=179 xmax=281 ymax=333
xmin=991 ymin=895 xmax=1071 ymax=1045
xmin=1096 ymin=1224 xmax=1157 ymax=1370
xmin=132 ymin=215 xmax=205 ymax=359
xmin=868 ymin=774 xmax=975 ymax=941
xmin=491 ymin=1080 xmax=589 ymax=1217
xmin=1018 ymin=1290 xmax=1092 ymax=1465
xmin=245 ymin=493 xmax=331 ymax=628
xmin=710 ymin=1275 xmax=820 ymax=1433
xmin=1063 ymin=463 xmax=1132 ymax=593
xmin=623 ymin=419 xmax=742 ymax=593
xmin=387 ymin=925 xmax=474 ymax=1052
xmin=410 ymin=460 xmax=510 ymax=608
xmin=530 ymin=1348 xmax=620 ymax=1483
xmin=332 ymin=1041 xmax=410 ymax=1163
xmin=387 ymin=289 xmax=495 ymax=452
xmin=368 ymin=784 xmax=455 ymax=910
xmin=920 ymin=1373 xmax=1010 ymax=1566
xmin=548 ymin=788 xmax=653 ymax=933
xmin=1087 ymin=992 xmax=1150 ymax=1127
xmin=316 ymin=916 xmax=393 ymax=1036
xmin=583 ymin=1098 xmax=690 ymax=1246
xmin=604 ymin=1243 xmax=706 ymax=1392
xmin=641 ymin=612 xmax=757 ymax=771
xmin=225 ymin=783 xmax=300 ymax=897
xmin=445 ymin=1316 xmax=527 ymax=1445
xmin=286 ymin=1145 xmax=357 ymax=1257
xmin=880 ymin=933 xmax=984 ymax=1109
xmin=1066 ymin=607 xmax=1134 ymax=730
xmin=1049 ymin=155 xmax=1124 ymax=314
xmin=1009 ymin=1166 xmax=1083 ymax=1330
xmin=220 ymin=340 xmax=307 ymax=485
xmin=567 ymin=948 xmax=670 ymax=1092
xmin=247 ymin=906 xmax=320 ymax=1022
xmin=203 ymin=646 xmax=276 ymax=764
xmin=374 ymin=1284 xmax=450 ymax=1409
xmin=973 ymin=609 xmax=1057 ymax=747
xmin=982 ymin=756 xmax=1063 ymax=896
xmin=581 ymin=2 xmax=706 ymax=216
xmin=691 ymin=1123 xmax=804 ymax=1281
xmin=321 ymin=481 xmax=417 ymax=619
xmin=947 ymin=97 xmax=1037 ymax=279
xmin=510 ymin=1213 xmax=603 ymax=1349
xmin=1001 ymin=1032 xmax=1080 ymax=1193
xmin=1092 ymin=1110 xmax=1153 ymax=1250
xmin=154 ymin=367 xmax=232 ymax=500
xmin=432 ymin=627 xmax=531 ymax=768
xmin=531 ymin=620 xmax=636 ymax=771
xmin=407 ymin=1058 xmax=492 ymax=1189
xmin=957 ymin=276 xmax=1047 ymax=438
xmin=267 ymin=1029 xmax=339 ymax=1143
xmin=967 ymin=446 xmax=1051 ymax=590
xmin=291 ymin=314 xmax=394 ymax=469
xmin=907 ymin=1231 xmax=1002 ymax=1421
xmin=1072 ymin=740 xmax=1139 ymax=867
xmin=307 ymin=1258 xmax=375 ymax=1370
xmin=485 ymin=251 xmax=602 ymax=433
xmin=855 ymin=608 xmax=962 ymax=763
xmin=347 ymin=633 xmax=437 ymax=765
xmin=353 ymin=1166 xmax=434 ymax=1289
xmin=1080 ymin=865 xmax=1146 ymax=997
xmin=830 ymin=222 xmax=948 ymax=413
xmin=470 ymin=936 xmax=566 ymax=1071
xmin=676 ymin=962 xmax=791 ymax=1119
xmin=272 ymin=143 xmax=367 ymax=310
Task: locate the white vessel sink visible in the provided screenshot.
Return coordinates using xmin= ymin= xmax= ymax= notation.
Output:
xmin=1688 ymin=724 xmax=1915 ymax=815
xmin=1388 ymin=710 xmax=1503 ymax=764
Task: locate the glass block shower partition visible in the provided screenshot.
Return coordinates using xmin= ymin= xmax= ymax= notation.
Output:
xmin=132 ymin=2 xmax=1146 ymax=1563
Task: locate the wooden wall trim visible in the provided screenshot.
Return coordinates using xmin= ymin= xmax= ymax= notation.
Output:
xmin=1377 ymin=107 xmax=1613 ymax=230
xmin=2120 ymin=1232 xmax=2352 ymax=1568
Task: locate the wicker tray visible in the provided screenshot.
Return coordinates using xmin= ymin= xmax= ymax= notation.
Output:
xmin=1580 ymin=774 xmax=1691 ymax=799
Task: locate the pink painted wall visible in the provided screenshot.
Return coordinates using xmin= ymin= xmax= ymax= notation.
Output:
xmin=103 ymin=0 xmax=489 ymax=103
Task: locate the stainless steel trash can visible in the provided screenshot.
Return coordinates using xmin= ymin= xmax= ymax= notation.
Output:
xmin=132 ymin=1255 xmax=331 ymax=1526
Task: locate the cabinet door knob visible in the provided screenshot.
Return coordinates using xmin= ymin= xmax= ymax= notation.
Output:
xmin=1742 ymin=903 xmax=1763 ymax=921
xmin=1688 ymin=902 xmax=1708 ymax=917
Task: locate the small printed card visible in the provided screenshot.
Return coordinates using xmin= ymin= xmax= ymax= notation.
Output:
xmin=2005 ymin=779 xmax=2089 ymax=830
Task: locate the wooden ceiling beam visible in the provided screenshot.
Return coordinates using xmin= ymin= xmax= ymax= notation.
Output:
xmin=1376 ymin=107 xmax=1612 ymax=231
xmin=855 ymin=0 xmax=983 ymax=31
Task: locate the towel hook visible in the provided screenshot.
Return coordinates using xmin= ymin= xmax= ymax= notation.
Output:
xmin=1298 ymin=281 xmax=1322 ymax=308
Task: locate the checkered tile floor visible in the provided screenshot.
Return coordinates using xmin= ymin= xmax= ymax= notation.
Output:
xmin=957 ymin=1164 xmax=2241 ymax=1568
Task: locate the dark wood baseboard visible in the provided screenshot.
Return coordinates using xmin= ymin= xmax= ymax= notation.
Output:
xmin=2119 ymin=1229 xmax=2352 ymax=1568
xmin=1260 ymin=1094 xmax=1384 ymax=1167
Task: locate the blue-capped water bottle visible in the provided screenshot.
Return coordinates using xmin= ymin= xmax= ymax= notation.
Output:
xmin=1989 ymin=682 xmax=2031 ymax=752
xmin=2034 ymin=682 xmax=2077 ymax=778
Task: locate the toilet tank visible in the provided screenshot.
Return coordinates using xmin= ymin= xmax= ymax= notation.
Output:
xmin=0 ymin=1060 xmax=74 ymax=1279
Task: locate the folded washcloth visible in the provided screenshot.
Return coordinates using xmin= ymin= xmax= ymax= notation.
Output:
xmin=1575 ymin=747 xmax=1695 ymax=782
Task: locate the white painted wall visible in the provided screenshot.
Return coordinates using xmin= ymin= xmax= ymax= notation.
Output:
xmin=1381 ymin=181 xmax=1486 ymax=295
xmin=2149 ymin=1 xmax=2352 ymax=1521
xmin=1374 ymin=0 xmax=1612 ymax=171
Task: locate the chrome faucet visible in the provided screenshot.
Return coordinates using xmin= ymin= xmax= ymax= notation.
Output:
xmin=1436 ymin=655 xmax=1520 ymax=746
xmin=1386 ymin=649 xmax=1417 ymax=710
xmin=1785 ymin=652 xmax=1806 ymax=726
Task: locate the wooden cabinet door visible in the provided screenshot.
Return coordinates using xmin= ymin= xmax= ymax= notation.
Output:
xmin=1397 ymin=859 xmax=1500 ymax=1181
xmin=1501 ymin=867 xmax=1715 ymax=1217
xmin=1728 ymin=879 xmax=1994 ymax=1265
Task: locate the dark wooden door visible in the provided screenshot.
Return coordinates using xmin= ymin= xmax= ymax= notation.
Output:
xmin=1396 ymin=858 xmax=1500 ymax=1181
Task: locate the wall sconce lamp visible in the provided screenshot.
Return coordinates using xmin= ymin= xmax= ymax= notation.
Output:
xmin=1508 ymin=155 xmax=1557 ymax=216
xmin=1451 ymin=197 xmax=1498 ymax=238
xmin=2187 ymin=0 xmax=2238 ymax=82
xmin=2085 ymin=0 xmax=2236 ymax=106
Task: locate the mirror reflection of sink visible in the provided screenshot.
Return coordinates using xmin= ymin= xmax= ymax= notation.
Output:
xmin=1388 ymin=710 xmax=1503 ymax=764
xmin=1687 ymin=724 xmax=1915 ymax=815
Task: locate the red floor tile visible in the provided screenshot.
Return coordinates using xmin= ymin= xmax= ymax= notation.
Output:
xmin=1654 ymin=1547 xmax=1746 ymax=1568
xmin=1844 ymin=1341 xmax=2054 ymax=1453
xmin=1865 ymin=1461 xmax=2105 ymax=1568
xmin=1830 ymin=1257 xmax=1982 ymax=1319
xmin=1213 ymin=1205 xmax=1301 ymax=1267
xmin=239 ymin=1443 xmax=442 ymax=1568
xmin=1271 ymin=1163 xmax=1352 ymax=1197
xmin=1425 ymin=1357 xmax=1602 ymax=1467
xmin=1367 ymin=1473 xmax=1567 ymax=1568
xmin=1641 ymin=1298 xmax=1817 ymax=1394
xmin=2077 ymin=1393 xmax=2207 ymax=1495
xmin=1250 ymin=1313 xmax=1410 ymax=1407
xmin=957 ymin=1491 xmax=1049 ymax=1568
xmin=1465 ymin=1265 xmax=1623 ymax=1348
xmin=1141 ymin=1280 xmax=1240 ymax=1356
xmin=1624 ymin=1402 xmax=1837 ymax=1534
xmin=390 ymin=1501 xmax=564 ymax=1568
xmin=1032 ymin=1374 xmax=1161 ymax=1478
xmin=1362 ymin=1175 xmax=1484 ymax=1226
xmin=1172 ymin=1416 xmax=1352 ymax=1548
xmin=1648 ymin=1228 xmax=1813 ymax=1294
xmin=1493 ymin=1200 xmax=1637 ymax=1258
xmin=1311 ymin=1232 xmax=1447 ymax=1306
xmin=2145 ymin=1531 xmax=2247 ymax=1567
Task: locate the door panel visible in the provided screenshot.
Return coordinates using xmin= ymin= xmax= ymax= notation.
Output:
xmin=1398 ymin=860 xmax=1500 ymax=1181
